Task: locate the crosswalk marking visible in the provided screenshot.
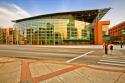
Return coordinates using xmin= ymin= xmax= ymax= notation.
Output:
xmin=98 ymin=57 xmax=125 ymax=67
xmin=98 ymin=62 xmax=125 ymax=67
xmin=100 ymin=60 xmax=125 ymax=64
xmin=66 ymin=51 xmax=94 ymax=63
xmin=100 ymin=58 xmax=125 ymax=61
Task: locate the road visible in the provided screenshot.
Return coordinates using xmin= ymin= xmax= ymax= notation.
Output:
xmin=0 ymin=45 xmax=125 ymax=83
xmin=0 ymin=45 xmax=125 ymax=66
xmin=0 ymin=45 xmax=104 ymax=64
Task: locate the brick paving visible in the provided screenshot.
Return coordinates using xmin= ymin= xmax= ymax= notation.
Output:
xmin=33 ymin=65 xmax=83 ymax=83
xmin=0 ymin=45 xmax=125 ymax=83
xmin=20 ymin=60 xmax=33 ymax=83
xmin=0 ymin=57 xmax=125 ymax=83
xmin=0 ymin=57 xmax=21 ymax=83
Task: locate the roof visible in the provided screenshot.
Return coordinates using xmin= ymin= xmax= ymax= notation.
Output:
xmin=109 ymin=21 xmax=125 ymax=30
xmin=12 ymin=7 xmax=111 ymax=23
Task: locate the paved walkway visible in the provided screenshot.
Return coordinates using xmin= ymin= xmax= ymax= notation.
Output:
xmin=20 ymin=60 xmax=33 ymax=83
xmin=1 ymin=45 xmax=125 ymax=49
xmin=20 ymin=59 xmax=125 ymax=83
xmin=0 ymin=57 xmax=125 ymax=83
xmin=0 ymin=45 xmax=125 ymax=83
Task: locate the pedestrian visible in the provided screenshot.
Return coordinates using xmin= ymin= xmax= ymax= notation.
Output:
xmin=120 ymin=41 xmax=124 ymax=48
xmin=103 ymin=43 xmax=108 ymax=54
xmin=109 ymin=43 xmax=113 ymax=53
xmin=102 ymin=43 xmax=105 ymax=49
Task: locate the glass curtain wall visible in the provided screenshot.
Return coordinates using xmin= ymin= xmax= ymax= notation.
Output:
xmin=13 ymin=17 xmax=93 ymax=45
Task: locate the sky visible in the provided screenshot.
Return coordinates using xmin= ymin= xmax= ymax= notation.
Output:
xmin=0 ymin=0 xmax=125 ymax=27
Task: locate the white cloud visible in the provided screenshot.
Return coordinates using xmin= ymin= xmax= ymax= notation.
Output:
xmin=0 ymin=3 xmax=31 ymax=27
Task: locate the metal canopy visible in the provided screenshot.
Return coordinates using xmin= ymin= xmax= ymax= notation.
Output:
xmin=12 ymin=7 xmax=111 ymax=23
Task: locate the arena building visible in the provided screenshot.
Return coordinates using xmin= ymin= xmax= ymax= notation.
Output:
xmin=12 ymin=8 xmax=110 ymax=45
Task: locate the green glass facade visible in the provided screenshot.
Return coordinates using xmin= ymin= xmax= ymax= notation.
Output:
xmin=14 ymin=17 xmax=93 ymax=45
xmin=13 ymin=8 xmax=110 ymax=45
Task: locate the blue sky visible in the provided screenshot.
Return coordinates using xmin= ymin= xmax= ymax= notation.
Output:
xmin=0 ymin=0 xmax=111 ymax=15
xmin=0 ymin=0 xmax=125 ymax=27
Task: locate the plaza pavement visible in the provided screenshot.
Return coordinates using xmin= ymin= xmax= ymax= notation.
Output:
xmin=0 ymin=57 xmax=124 ymax=83
xmin=0 ymin=45 xmax=125 ymax=83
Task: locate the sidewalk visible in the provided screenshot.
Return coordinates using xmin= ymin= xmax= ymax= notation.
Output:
xmin=0 ymin=56 xmax=125 ymax=83
xmin=0 ymin=44 xmax=125 ymax=49
xmin=104 ymin=48 xmax=125 ymax=58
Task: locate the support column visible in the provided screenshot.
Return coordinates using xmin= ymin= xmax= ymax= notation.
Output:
xmin=94 ymin=21 xmax=110 ymax=45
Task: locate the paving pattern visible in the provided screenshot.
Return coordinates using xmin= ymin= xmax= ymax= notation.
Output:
xmin=0 ymin=57 xmax=21 ymax=83
xmin=0 ymin=57 xmax=125 ymax=83
xmin=0 ymin=45 xmax=125 ymax=83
